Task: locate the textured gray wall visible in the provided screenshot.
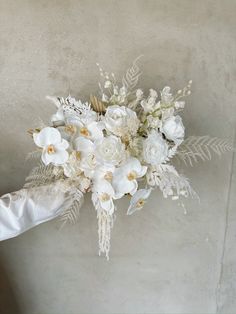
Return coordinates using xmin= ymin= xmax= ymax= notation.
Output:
xmin=0 ymin=0 xmax=236 ymax=313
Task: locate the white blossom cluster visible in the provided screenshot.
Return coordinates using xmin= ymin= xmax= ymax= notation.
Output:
xmin=27 ymin=59 xmax=233 ymax=259
xmin=33 ymin=81 xmax=191 ymax=216
xmin=29 ymin=59 xmax=201 ymax=258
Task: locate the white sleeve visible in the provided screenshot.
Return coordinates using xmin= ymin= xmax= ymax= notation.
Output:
xmin=0 ymin=182 xmax=74 ymax=241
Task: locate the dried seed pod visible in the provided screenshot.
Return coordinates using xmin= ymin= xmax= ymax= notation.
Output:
xmin=27 ymin=128 xmax=41 ymax=137
xmin=90 ymin=95 xmax=106 ymax=113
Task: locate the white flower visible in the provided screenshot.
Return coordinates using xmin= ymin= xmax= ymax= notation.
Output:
xmin=161 ymin=86 xmax=173 ymax=104
xmin=143 ymin=131 xmax=168 ymax=165
xmin=103 ymin=105 xmax=139 ymax=137
xmin=95 ymin=135 xmax=126 ymax=166
xmin=136 ymin=89 xmax=143 ymax=100
xmin=92 ymin=180 xmax=115 ymax=213
xmin=66 ymin=117 xmax=104 ymax=141
xmin=104 ymin=80 xmax=112 ymax=88
xmin=74 ymin=137 xmax=96 ymax=178
xmin=33 ymin=127 xmax=69 ymax=165
xmin=161 ymin=115 xmax=185 ymax=144
xmin=147 ymin=115 xmax=160 ymax=129
xmin=141 ymin=89 xmax=160 ymax=113
xmin=93 ymin=165 xmax=115 ymax=183
xmin=51 ymin=107 xmax=65 ymax=123
xmin=112 ymin=157 xmax=147 ymax=198
xmin=65 ymin=97 xmax=97 ymax=124
xmin=174 ymin=101 xmax=185 ymax=109
xmin=127 ymin=188 xmax=152 ymax=215
xmin=62 ymin=151 xmax=82 ymax=178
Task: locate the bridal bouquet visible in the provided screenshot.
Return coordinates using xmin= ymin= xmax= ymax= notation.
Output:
xmin=26 ymin=57 xmax=232 ymax=259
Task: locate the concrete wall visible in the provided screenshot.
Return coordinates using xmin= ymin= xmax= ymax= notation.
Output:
xmin=0 ymin=0 xmax=235 ymax=313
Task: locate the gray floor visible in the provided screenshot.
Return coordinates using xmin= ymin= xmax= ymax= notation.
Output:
xmin=0 ymin=1 xmax=236 ymax=313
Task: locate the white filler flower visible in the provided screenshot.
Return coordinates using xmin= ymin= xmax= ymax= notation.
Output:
xmin=143 ymin=131 xmax=168 ymax=165
xmin=103 ymin=105 xmax=139 ymax=137
xmin=33 ymin=127 xmax=69 ymax=165
xmin=112 ymin=157 xmax=147 ymax=197
xmin=161 ymin=115 xmax=185 ymax=143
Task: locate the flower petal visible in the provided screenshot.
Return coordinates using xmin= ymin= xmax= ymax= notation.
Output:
xmin=57 ymin=139 xmax=69 ymax=150
xmin=34 ymin=127 xmax=62 ymax=147
xmin=127 ymin=188 xmax=152 ymax=215
xmin=43 ymin=149 xmax=69 ymax=165
xmin=74 ymin=137 xmax=95 ymax=153
xmin=88 ymin=122 xmax=104 ymax=140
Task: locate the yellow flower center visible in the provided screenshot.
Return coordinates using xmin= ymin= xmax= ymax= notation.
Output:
xmin=65 ymin=125 xmax=77 ymax=135
xmin=76 ymin=151 xmax=81 ymax=160
xmin=136 ymin=199 xmax=145 ymax=208
xmin=99 ymin=193 xmax=110 ymax=202
xmin=47 ymin=144 xmax=56 ymax=154
xmin=104 ymin=171 xmax=113 ymax=182
xmin=80 ymin=127 xmax=90 ymax=137
xmin=127 ymin=171 xmax=137 ymax=181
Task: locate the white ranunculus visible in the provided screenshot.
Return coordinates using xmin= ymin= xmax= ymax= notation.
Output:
xmin=142 ymin=131 xmax=168 ymax=165
xmin=95 ymin=135 xmax=126 ymax=166
xmin=33 ymin=127 xmax=69 ymax=166
xmin=103 ymin=105 xmax=139 ymax=137
xmin=112 ymin=157 xmax=147 ymax=198
xmin=161 ymin=115 xmax=185 ymax=144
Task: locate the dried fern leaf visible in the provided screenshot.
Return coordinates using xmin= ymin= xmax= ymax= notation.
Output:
xmin=25 ymin=150 xmax=42 ymax=161
xmin=122 ymin=55 xmax=143 ymax=92
xmin=27 ymin=128 xmax=41 ymax=137
xmin=176 ymin=136 xmax=234 ymax=166
xmin=60 ymin=189 xmax=84 ymax=226
xmin=146 ymin=165 xmax=198 ymax=199
xmin=24 ymin=163 xmax=64 ymax=188
xmin=90 ymin=95 xmax=106 ymax=113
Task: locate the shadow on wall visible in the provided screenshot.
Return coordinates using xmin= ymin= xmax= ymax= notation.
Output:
xmin=0 ymin=259 xmax=21 ymax=314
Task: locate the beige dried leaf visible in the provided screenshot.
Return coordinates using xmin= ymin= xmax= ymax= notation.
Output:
xmin=90 ymin=95 xmax=106 ymax=113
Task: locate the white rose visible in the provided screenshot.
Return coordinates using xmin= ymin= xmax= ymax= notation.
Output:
xmin=95 ymin=135 xmax=126 ymax=166
xmin=143 ymin=131 xmax=168 ymax=165
xmin=103 ymin=105 xmax=139 ymax=136
xmin=161 ymin=115 xmax=185 ymax=144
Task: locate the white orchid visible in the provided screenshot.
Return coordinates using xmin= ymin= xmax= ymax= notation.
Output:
xmin=93 ymin=165 xmax=115 ymax=183
xmin=142 ymin=131 xmax=168 ymax=165
xmin=92 ymin=180 xmax=115 ymax=214
xmin=65 ymin=117 xmax=104 ymax=141
xmin=103 ymin=105 xmax=139 ymax=137
xmin=112 ymin=157 xmax=147 ymax=198
xmin=33 ymin=127 xmax=69 ymax=165
xmin=62 ymin=151 xmax=82 ymax=178
xmin=127 ymin=188 xmax=152 ymax=215
xmin=161 ymin=115 xmax=185 ymax=144
xmin=95 ymin=135 xmax=126 ymax=166
xmin=74 ymin=137 xmax=96 ymax=178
